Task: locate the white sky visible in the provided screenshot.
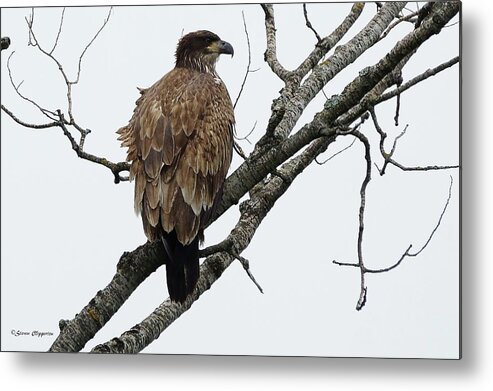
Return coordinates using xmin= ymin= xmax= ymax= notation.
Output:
xmin=1 ymin=2 xmax=459 ymax=359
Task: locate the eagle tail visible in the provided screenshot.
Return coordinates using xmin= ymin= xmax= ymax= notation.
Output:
xmin=161 ymin=231 xmax=199 ymax=303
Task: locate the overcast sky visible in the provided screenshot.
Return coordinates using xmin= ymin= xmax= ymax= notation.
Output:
xmin=1 ymin=2 xmax=459 ymax=358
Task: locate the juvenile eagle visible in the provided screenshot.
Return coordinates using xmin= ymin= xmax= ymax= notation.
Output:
xmin=117 ymin=30 xmax=235 ymax=302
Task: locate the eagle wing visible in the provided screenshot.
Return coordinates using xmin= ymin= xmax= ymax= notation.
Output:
xmin=117 ymin=68 xmax=234 ymax=245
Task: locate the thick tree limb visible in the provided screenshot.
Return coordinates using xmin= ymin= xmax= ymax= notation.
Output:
xmin=91 ymin=131 xmax=335 ymax=354
xmin=258 ymin=1 xmax=405 ymax=151
xmin=221 ymin=1 xmax=459 ymax=218
xmin=49 ymin=242 xmax=166 ymax=352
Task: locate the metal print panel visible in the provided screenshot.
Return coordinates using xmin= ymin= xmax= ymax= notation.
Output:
xmin=0 ymin=1 xmax=460 ymax=358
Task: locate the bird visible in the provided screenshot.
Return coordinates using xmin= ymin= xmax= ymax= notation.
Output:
xmin=117 ymin=30 xmax=235 ymax=302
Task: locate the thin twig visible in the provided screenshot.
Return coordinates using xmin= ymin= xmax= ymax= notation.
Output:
xmin=56 ymin=110 xmax=129 ymax=183
xmin=235 ymin=121 xmax=257 ymax=144
xmin=371 ymin=107 xmax=459 ymax=175
xmin=199 ymin=238 xmax=263 ymax=293
xmin=389 ymin=161 xmax=459 ymax=172
xmin=49 ymin=7 xmax=66 ymax=55
xmin=443 ymin=21 xmax=459 ymax=29
xmin=377 ymin=57 xmax=459 ymax=105
xmin=390 ymin=125 xmax=408 ymax=156
xmin=6 ymin=51 xmax=58 ymax=120
xmin=363 ymin=245 xmax=413 ymax=273
xmin=24 ymin=11 xmax=74 ymax=120
xmin=315 ymin=138 xmax=356 ymax=165
xmin=1 ymin=104 xmax=59 ymax=129
xmin=303 ymin=3 xmax=322 ymax=43
xmin=408 ymin=176 xmax=454 ymax=256
xmin=23 ymin=7 xmax=111 ymax=142
xmin=365 ymin=175 xmax=455 ymax=272
xmin=233 ymin=141 xmax=248 ymax=160
xmin=26 ymin=9 xmax=34 ymax=45
xmin=232 ymin=253 xmax=264 ymax=294
xmin=234 ymin=11 xmax=253 ymax=109
xmin=73 ymin=7 xmax=112 ymax=85
xmin=378 ymin=10 xmax=419 ymax=42
xmin=394 ymin=91 xmax=401 ymax=126
xmin=333 ymin=174 xmax=456 ymax=308
xmin=295 ymin=3 xmax=364 ymax=79
xmin=335 ymin=130 xmax=372 ymax=311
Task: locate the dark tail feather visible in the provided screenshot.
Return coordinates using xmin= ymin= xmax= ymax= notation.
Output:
xmin=161 ymin=231 xmax=199 ymax=303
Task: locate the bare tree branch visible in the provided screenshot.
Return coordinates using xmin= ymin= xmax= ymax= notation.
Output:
xmin=25 ymin=7 xmax=112 ymax=126
xmin=370 ymin=107 xmax=459 ymax=175
xmin=55 ymin=110 xmax=130 ymax=183
xmin=407 ymin=176 xmax=454 ymax=257
xmin=49 ymin=242 xmax=166 ymax=352
xmin=295 ymin=3 xmax=364 ymax=79
xmin=1 ymin=104 xmax=59 ymax=129
xmin=260 ymin=3 xmax=291 ymax=81
xmin=349 ymin=130 xmax=372 ymax=311
xmin=221 ymin=0 xmax=456 ymax=218
xmin=267 ymin=2 xmax=405 ymax=142
xmin=3 ymin=10 xmax=128 ymax=183
xmin=233 ymin=11 xmax=254 ymax=110
xmin=315 ymin=138 xmax=356 ymax=165
xmin=73 ymin=7 xmax=112 ymax=85
xmin=377 ymin=56 xmax=460 ymax=105
xmin=303 ymin=3 xmax=322 ymax=43
xmin=49 ymin=7 xmax=65 ymax=54
xmin=6 ymin=51 xmax=58 ymax=120
xmin=364 ymin=175 xmax=455 ymax=272
xmin=378 ymin=10 xmax=419 ymax=42
xmin=91 ymin=125 xmax=336 ymax=354
xmin=333 ymin=156 xmax=456 ymax=309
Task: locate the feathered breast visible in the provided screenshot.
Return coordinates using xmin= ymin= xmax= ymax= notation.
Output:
xmin=117 ymin=67 xmax=234 ymax=245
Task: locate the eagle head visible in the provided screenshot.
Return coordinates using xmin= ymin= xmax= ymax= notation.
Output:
xmin=175 ymin=30 xmax=234 ymax=73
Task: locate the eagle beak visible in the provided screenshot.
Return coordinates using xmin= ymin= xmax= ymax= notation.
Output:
xmin=218 ymin=40 xmax=234 ymax=57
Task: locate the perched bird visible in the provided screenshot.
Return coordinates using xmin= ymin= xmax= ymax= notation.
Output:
xmin=117 ymin=30 xmax=235 ymax=302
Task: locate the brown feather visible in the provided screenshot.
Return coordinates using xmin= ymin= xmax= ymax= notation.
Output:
xmin=144 ymin=148 xmax=162 ymax=179
xmin=162 ymin=119 xmax=175 ymax=165
xmin=144 ymin=198 xmax=160 ymax=227
xmin=118 ymin=62 xmax=234 ymax=246
xmin=173 ymin=190 xmax=199 ymax=245
xmin=145 ymin=179 xmax=160 ymax=209
xmin=133 ymin=163 xmax=146 ymax=214
xmin=152 ymin=115 xmax=165 ymax=151
xmin=162 ymin=181 xmax=178 ymax=214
